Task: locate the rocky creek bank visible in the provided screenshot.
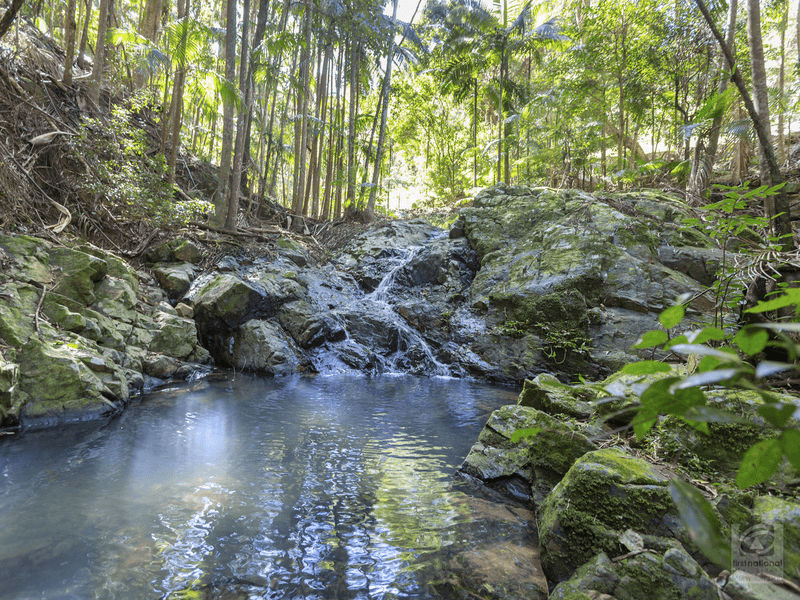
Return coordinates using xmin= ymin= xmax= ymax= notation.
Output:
xmin=0 ymin=184 xmax=797 ymax=599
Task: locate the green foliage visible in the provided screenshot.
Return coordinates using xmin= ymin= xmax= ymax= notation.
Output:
xmin=68 ymin=94 xmax=212 ymax=227
xmin=617 ymin=293 xmax=800 ymax=568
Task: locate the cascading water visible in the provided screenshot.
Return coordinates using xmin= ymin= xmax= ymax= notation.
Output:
xmin=358 ymin=235 xmax=452 ymax=377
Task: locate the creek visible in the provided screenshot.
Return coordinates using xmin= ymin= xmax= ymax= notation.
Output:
xmin=0 ymin=374 xmax=531 ymax=599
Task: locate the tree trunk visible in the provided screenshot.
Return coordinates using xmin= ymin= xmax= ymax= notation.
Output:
xmin=77 ymin=0 xmax=91 ymax=70
xmin=695 ymin=0 xmax=794 ymax=250
xmin=62 ymin=0 xmax=77 ymax=86
xmin=225 ymin=0 xmax=253 ymax=231
xmin=166 ymin=0 xmax=190 ymax=191
xmin=90 ymin=0 xmax=112 ymax=106
xmin=212 ymin=0 xmax=238 ymax=227
xmin=689 ymin=0 xmax=737 ymax=202
xmin=0 ymin=0 xmax=25 ymax=40
xmin=367 ymin=0 xmax=398 ymax=221
xmin=345 ymin=41 xmax=359 ymax=210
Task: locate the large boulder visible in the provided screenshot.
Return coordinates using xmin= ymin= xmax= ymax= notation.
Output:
xmin=459 ymin=185 xmax=716 ymax=378
xmin=538 ymin=448 xmax=690 ymax=583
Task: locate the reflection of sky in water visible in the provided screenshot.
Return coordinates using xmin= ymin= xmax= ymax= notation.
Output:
xmin=0 ymin=375 xmax=517 ymax=599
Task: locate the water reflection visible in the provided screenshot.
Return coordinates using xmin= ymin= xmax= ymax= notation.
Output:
xmin=0 ymin=375 xmax=520 ymax=599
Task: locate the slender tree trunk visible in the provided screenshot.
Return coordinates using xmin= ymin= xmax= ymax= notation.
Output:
xmin=345 ymin=41 xmax=359 ymax=210
xmin=367 ymin=0 xmax=398 ymax=221
xmin=62 ymin=0 xmax=77 ymax=85
xmin=0 ymin=0 xmax=25 ymax=40
xmin=226 ymin=0 xmax=253 ymax=231
xmin=695 ymin=0 xmax=794 ymax=250
xmin=90 ymin=0 xmax=113 ymax=106
xmin=166 ymin=0 xmax=190 ymax=190
xmin=77 ymin=0 xmax=91 ymax=70
xmin=212 ymin=0 xmax=237 ymax=226
xmin=690 ymin=0 xmax=737 ymax=201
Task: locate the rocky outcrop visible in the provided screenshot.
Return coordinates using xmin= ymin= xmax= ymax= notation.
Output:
xmin=0 ymin=235 xmax=210 ymax=428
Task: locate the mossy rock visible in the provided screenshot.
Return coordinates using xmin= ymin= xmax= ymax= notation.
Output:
xmin=77 ymin=244 xmax=139 ymax=293
xmin=550 ymin=548 xmax=718 ymax=600
xmin=17 ymin=338 xmax=125 ymax=423
xmin=0 ymin=282 xmax=42 ymax=345
xmin=149 ymin=311 xmax=199 ymax=359
xmin=90 ymin=276 xmax=139 ymax=323
xmin=49 ymin=247 xmax=108 ymax=306
xmin=0 ymin=234 xmax=52 ymax=284
xmin=146 ymin=238 xmax=198 ymax=264
xmin=185 ymin=273 xmax=265 ymax=329
xmin=459 ymin=404 xmax=596 ymax=506
xmin=152 ymin=262 xmax=197 ymax=300
xmin=518 ymin=374 xmax=596 ymax=419
xmin=539 ymin=448 xmax=684 ymax=583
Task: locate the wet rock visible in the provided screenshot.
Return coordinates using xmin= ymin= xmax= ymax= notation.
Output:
xmin=459 ymin=404 xmax=596 ymax=506
xmin=518 ymin=374 xmax=594 ymax=419
xmin=227 ymin=319 xmax=302 ymax=375
xmin=185 ymin=272 xmax=265 ymax=330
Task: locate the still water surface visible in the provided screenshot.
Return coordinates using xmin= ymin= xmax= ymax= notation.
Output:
xmin=0 ymin=375 xmax=520 ymax=599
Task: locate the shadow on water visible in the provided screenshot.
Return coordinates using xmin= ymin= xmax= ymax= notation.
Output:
xmin=0 ymin=375 xmax=545 ymax=599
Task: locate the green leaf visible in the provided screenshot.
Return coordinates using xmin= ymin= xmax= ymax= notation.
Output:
xmin=683 ymin=406 xmax=749 ymax=424
xmin=733 ymin=327 xmax=769 ymax=356
xmin=669 ymin=344 xmax=742 ymax=363
xmin=755 ymin=361 xmax=796 ymax=379
xmin=633 ymin=330 xmax=669 ymax=349
xmin=510 ymin=427 xmax=541 ymax=443
xmin=632 ymin=415 xmax=657 ymax=440
xmin=622 ymin=361 xmax=672 ymax=375
xmin=660 ymin=305 xmax=685 ymax=329
xmin=736 ymin=439 xmax=783 ymax=488
xmin=745 ymin=288 xmax=800 ymax=314
xmin=672 ymin=368 xmax=740 ymax=389
xmin=664 ymin=334 xmax=689 ymax=350
xmin=686 ymin=327 xmax=727 ymax=344
xmin=780 ymin=429 xmax=800 ymax=471
xmin=696 ymin=356 xmax=723 ymax=372
xmin=669 ymin=480 xmax=731 ymax=568
xmin=757 ymin=404 xmax=797 ymax=428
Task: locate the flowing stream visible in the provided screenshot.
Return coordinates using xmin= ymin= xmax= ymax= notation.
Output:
xmin=0 ymin=375 xmax=531 ymax=599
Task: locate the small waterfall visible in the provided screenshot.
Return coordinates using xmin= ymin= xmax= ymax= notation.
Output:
xmin=366 ymin=246 xmax=423 ymax=304
xmin=363 ymin=242 xmax=452 ymax=377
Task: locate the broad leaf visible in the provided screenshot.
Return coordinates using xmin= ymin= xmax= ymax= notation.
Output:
xmin=672 ymin=369 xmax=739 ymax=390
xmin=686 ymin=327 xmax=727 ymax=344
xmin=758 ymin=404 xmax=797 ymax=428
xmin=780 ymin=430 xmax=800 ymax=471
xmin=669 ymin=480 xmax=731 ymax=568
xmin=733 ymin=327 xmax=769 ymax=356
xmin=633 ymin=330 xmax=668 ymax=349
xmin=660 ymin=305 xmax=685 ymax=329
xmin=736 ymin=439 xmax=783 ymax=488
xmin=669 ymin=344 xmax=741 ymax=363
xmin=745 ymin=288 xmax=800 ymax=314
xmin=755 ymin=361 xmax=796 ymax=379
xmin=622 ymin=361 xmax=672 ymax=375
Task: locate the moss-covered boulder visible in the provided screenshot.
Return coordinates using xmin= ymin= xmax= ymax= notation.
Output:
xmin=549 ymin=548 xmax=718 ymax=600
xmin=539 ymin=448 xmax=688 ymax=583
xmin=460 ymin=185 xmax=716 ymax=378
xmin=49 ymin=247 xmax=108 ymax=306
xmin=0 ymin=236 xmax=212 ymax=428
xmin=16 ymin=337 xmax=127 ymax=424
xmin=459 ymin=404 xmax=596 ymax=506
xmin=185 ymin=272 xmax=265 ymax=330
